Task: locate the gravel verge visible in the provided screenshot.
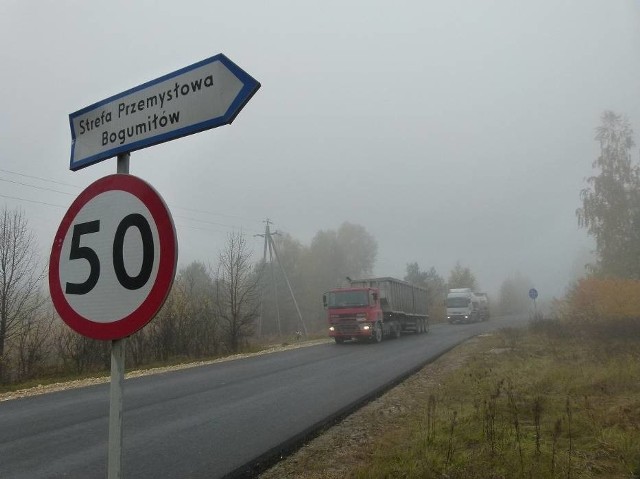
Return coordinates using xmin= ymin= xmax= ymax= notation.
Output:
xmin=0 ymin=339 xmax=332 ymax=402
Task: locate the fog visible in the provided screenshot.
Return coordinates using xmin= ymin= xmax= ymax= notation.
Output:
xmin=1 ymin=1 xmax=640 ymax=300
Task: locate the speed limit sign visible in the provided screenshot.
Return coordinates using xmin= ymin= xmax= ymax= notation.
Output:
xmin=49 ymin=174 xmax=178 ymax=340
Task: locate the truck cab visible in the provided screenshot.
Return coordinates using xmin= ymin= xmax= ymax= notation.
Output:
xmin=323 ymin=287 xmax=382 ymax=343
xmin=446 ymin=288 xmax=479 ymax=323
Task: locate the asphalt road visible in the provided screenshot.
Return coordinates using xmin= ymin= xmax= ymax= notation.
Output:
xmin=0 ymin=314 xmax=527 ymax=479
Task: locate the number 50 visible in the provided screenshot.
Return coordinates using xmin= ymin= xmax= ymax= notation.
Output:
xmin=65 ymin=214 xmax=154 ymax=295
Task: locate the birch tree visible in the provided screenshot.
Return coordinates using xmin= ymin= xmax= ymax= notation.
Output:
xmin=577 ymin=111 xmax=640 ymax=278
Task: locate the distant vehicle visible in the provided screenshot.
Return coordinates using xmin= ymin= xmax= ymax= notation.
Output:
xmin=446 ymin=288 xmax=490 ymax=324
xmin=475 ymin=292 xmax=490 ymax=320
xmin=323 ymin=277 xmax=429 ymax=344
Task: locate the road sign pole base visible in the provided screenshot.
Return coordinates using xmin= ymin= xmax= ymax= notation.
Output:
xmin=108 ymin=338 xmax=125 ymax=479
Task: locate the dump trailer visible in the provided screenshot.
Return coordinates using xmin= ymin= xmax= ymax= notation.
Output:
xmin=323 ymin=277 xmax=429 ymax=344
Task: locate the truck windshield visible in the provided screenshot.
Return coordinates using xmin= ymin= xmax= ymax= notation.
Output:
xmin=326 ymin=290 xmax=370 ymax=308
xmin=447 ymin=297 xmax=470 ymax=308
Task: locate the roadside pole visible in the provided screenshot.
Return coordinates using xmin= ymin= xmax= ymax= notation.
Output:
xmin=529 ymin=288 xmax=539 ymax=320
xmin=109 ymin=338 xmax=125 ymax=479
xmin=109 ymin=152 xmax=130 ymax=479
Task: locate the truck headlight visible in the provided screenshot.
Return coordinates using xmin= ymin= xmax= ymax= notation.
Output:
xmin=329 ymin=326 xmax=335 ymax=331
xmin=362 ymin=325 xmax=370 ymax=330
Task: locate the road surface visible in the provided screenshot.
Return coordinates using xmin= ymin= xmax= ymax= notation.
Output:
xmin=0 ymin=315 xmax=526 ymax=478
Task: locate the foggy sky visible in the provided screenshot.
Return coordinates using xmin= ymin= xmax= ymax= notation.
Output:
xmin=1 ymin=1 xmax=640 ymax=301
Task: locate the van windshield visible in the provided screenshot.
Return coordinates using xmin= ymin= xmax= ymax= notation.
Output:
xmin=326 ymin=290 xmax=369 ymax=308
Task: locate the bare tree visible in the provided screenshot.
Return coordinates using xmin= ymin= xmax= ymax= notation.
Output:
xmin=0 ymin=207 xmax=46 ymax=380
xmin=14 ymin=304 xmax=56 ymax=380
xmin=55 ymin=324 xmax=103 ymax=374
xmin=214 ymin=232 xmax=260 ymax=353
xmin=180 ymin=262 xmax=217 ymax=357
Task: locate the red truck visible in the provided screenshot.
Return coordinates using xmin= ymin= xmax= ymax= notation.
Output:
xmin=323 ymin=277 xmax=429 ymax=344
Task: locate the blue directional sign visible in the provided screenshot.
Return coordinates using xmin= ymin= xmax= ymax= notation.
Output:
xmin=529 ymin=288 xmax=538 ymax=300
xmin=69 ymin=54 xmax=260 ymax=171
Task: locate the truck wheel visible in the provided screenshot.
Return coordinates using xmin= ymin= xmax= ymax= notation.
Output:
xmin=334 ymin=337 xmax=345 ymax=344
xmin=371 ymin=322 xmax=383 ymax=343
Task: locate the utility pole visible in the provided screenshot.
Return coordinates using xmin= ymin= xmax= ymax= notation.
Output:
xmin=255 ymin=219 xmax=307 ymax=337
xmin=255 ymin=219 xmax=281 ymax=337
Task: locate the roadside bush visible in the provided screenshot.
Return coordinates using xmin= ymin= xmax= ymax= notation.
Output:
xmin=546 ymin=277 xmax=640 ymax=341
xmin=568 ymin=277 xmax=640 ymax=321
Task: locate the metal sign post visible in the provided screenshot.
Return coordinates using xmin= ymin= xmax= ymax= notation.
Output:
xmin=109 ymin=337 xmax=125 ymax=479
xmin=109 ymin=153 xmax=129 ymax=479
xmin=529 ymin=288 xmax=539 ymax=320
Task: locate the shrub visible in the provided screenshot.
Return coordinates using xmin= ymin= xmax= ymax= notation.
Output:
xmin=567 ymin=277 xmax=640 ymax=322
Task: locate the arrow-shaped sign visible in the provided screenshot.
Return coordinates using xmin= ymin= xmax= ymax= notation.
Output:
xmin=69 ymin=54 xmax=260 ymax=171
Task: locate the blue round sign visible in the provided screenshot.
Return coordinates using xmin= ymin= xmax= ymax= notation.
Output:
xmin=529 ymin=288 xmax=538 ymax=300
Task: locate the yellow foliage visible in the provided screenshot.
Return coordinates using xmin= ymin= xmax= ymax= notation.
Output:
xmin=568 ymin=277 xmax=640 ymax=321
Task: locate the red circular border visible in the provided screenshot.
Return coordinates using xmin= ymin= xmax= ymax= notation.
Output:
xmin=49 ymin=174 xmax=178 ymax=340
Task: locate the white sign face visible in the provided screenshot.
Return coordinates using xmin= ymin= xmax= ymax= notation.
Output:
xmin=58 ymin=190 xmax=160 ymax=323
xmin=49 ymin=175 xmax=178 ymax=340
xmin=69 ymin=54 xmax=260 ymax=171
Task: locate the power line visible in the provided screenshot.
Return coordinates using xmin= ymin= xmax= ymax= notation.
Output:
xmin=170 ymin=204 xmax=263 ymax=225
xmin=0 ymin=167 xmax=265 ymax=227
xmin=0 ymin=193 xmax=68 ymax=209
xmin=0 ymin=191 xmax=261 ymax=235
xmin=0 ymin=177 xmax=76 ymax=196
xmin=0 ymin=168 xmax=80 ymax=189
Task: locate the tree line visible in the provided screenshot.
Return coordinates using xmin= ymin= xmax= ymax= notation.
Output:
xmin=0 ymin=206 xmax=540 ymax=386
xmin=0 ymin=219 xmax=383 ymax=385
xmin=0 ymin=108 xmax=625 ymax=386
xmin=14 ymin=140 xmax=614 ymax=387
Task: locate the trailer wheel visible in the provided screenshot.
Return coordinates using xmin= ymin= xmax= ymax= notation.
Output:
xmin=371 ymin=322 xmax=383 ymax=343
xmin=393 ymin=323 xmax=401 ymax=339
xmin=424 ymin=319 xmax=430 ymax=334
